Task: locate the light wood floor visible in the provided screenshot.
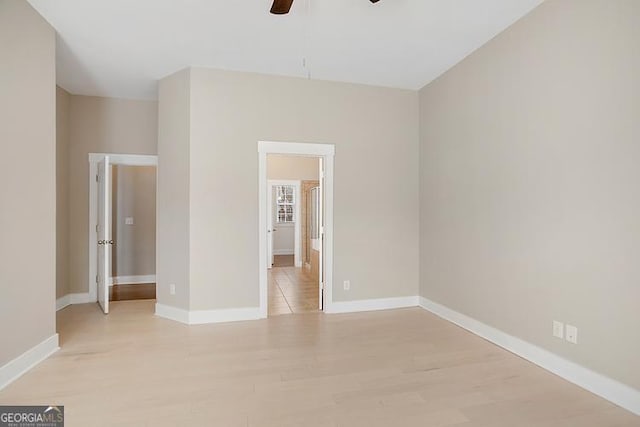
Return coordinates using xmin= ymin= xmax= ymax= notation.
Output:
xmin=268 ymin=265 xmax=319 ymax=316
xmin=273 ymin=255 xmax=294 ymax=267
xmin=0 ymin=301 xmax=637 ymax=427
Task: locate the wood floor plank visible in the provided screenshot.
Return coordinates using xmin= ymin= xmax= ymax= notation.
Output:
xmin=268 ymin=264 xmax=319 ymax=316
xmin=0 ymin=300 xmax=636 ymax=426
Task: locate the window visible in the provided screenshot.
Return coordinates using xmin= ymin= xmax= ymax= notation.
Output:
xmin=276 ymin=185 xmax=295 ymax=223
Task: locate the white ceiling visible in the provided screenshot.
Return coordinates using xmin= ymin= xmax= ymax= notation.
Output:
xmin=28 ymin=0 xmax=543 ymax=100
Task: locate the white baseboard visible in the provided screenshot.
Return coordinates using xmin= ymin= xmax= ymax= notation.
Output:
xmin=56 ymin=293 xmax=94 ymax=311
xmin=273 ymin=250 xmax=294 ymax=256
xmin=56 ymin=294 xmax=71 ymax=311
xmin=418 ymin=296 xmax=640 ymax=416
xmin=155 ymin=303 xmax=189 ymax=324
xmin=71 ymin=292 xmax=93 ymax=304
xmin=109 ymin=275 xmax=156 ymax=286
xmin=326 ymin=296 xmax=419 ymax=314
xmin=0 ymin=334 xmax=59 ymax=390
xmin=155 ymin=303 xmax=262 ymax=325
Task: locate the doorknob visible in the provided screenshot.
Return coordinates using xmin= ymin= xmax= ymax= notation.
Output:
xmin=107 ymin=240 xmax=114 ymax=245
xmin=98 ymin=240 xmax=104 ymax=245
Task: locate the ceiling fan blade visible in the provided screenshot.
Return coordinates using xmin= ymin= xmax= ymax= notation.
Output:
xmin=271 ymin=0 xmax=294 ymax=14
xmin=370 ymin=0 xmax=381 ymax=2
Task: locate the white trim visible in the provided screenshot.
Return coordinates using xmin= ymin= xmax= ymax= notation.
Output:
xmin=56 ymin=292 xmax=103 ymax=310
xmin=268 ymin=180 xmax=301 ymax=267
xmin=326 ymin=296 xmax=419 ymax=314
xmin=258 ymin=141 xmax=335 ymax=156
xmin=155 ymin=303 xmax=261 ymax=325
xmin=56 ymin=294 xmax=71 ymax=311
xmin=0 ymin=335 xmax=59 ymax=391
xmin=189 ymin=307 xmax=262 ymax=325
xmin=57 ymin=292 xmax=99 ymax=311
xmin=88 ymin=153 xmax=158 ymax=303
xmin=88 ymin=153 xmax=158 ymax=167
xmin=259 ymin=141 xmax=335 ymax=317
xmin=418 ymin=297 xmax=640 ymax=416
xmin=155 ymin=303 xmax=190 ymax=324
xmin=70 ymin=292 xmax=93 ymax=305
xmin=109 ymin=275 xmax=156 ymax=286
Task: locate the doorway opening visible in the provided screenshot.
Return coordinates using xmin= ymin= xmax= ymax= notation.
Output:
xmin=88 ymin=153 xmax=158 ymax=314
xmin=258 ymin=141 xmax=335 ymax=317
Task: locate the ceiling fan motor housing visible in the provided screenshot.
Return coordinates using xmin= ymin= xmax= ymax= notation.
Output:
xmin=271 ymin=0 xmax=380 ymax=15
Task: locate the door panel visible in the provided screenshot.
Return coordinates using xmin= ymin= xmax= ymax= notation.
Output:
xmin=97 ymin=156 xmax=111 ymax=314
xmin=318 ymin=158 xmax=324 ymax=311
xmin=267 ymin=185 xmax=274 ymax=268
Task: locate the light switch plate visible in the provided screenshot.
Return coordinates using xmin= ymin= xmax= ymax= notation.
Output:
xmin=566 ymin=324 xmax=578 ymax=344
xmin=553 ymin=321 xmax=564 ymax=339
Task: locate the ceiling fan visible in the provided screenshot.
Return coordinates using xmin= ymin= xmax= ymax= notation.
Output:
xmin=271 ymin=0 xmax=380 ymax=15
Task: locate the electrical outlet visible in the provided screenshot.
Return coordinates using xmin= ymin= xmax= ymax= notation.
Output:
xmin=553 ymin=321 xmax=564 ymax=339
xmin=169 ymin=283 xmax=176 ymax=295
xmin=125 ymin=217 xmax=134 ymax=225
xmin=565 ymin=324 xmax=578 ymax=344
xmin=343 ymin=280 xmax=350 ymax=291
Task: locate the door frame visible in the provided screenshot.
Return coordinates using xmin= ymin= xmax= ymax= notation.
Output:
xmin=258 ymin=141 xmax=335 ymax=317
xmin=267 ymin=179 xmax=302 ymax=268
xmin=87 ymin=153 xmax=158 ymax=302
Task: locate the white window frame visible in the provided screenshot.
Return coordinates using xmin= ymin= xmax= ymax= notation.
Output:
xmin=274 ymin=184 xmax=296 ymax=223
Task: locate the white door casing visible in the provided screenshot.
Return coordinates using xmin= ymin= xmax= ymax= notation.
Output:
xmin=258 ymin=141 xmax=335 ymax=318
xmin=88 ymin=153 xmax=158 ymax=303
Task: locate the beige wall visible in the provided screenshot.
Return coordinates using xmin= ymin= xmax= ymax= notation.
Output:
xmin=112 ymin=165 xmax=156 ymax=277
xmin=0 ymin=0 xmax=56 ymax=365
xmin=56 ymin=86 xmax=70 ymax=298
xmin=186 ymin=67 xmax=419 ymax=310
xmin=67 ymin=95 xmax=157 ymax=294
xmin=267 ymin=155 xmax=319 ymax=181
xmin=419 ymin=0 xmax=640 ymax=390
xmin=157 ymin=69 xmax=191 ymax=310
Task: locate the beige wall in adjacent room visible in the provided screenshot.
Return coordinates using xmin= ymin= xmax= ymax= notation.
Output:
xmin=156 ymin=69 xmax=191 ymax=310
xmin=0 ymin=0 xmax=56 ymax=365
xmin=419 ymin=0 xmax=640 ymax=390
xmin=112 ymin=165 xmax=156 ymax=278
xmin=187 ymin=67 xmax=419 ymax=310
xmin=267 ymin=155 xmax=319 ymax=181
xmin=67 ymin=95 xmax=157 ymax=294
xmin=56 ymin=86 xmax=71 ymax=299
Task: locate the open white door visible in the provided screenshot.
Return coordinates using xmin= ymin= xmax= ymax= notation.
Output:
xmin=97 ymin=156 xmax=112 ymax=314
xmin=318 ymin=158 xmax=324 ymax=310
xmin=267 ymin=185 xmax=274 ymax=269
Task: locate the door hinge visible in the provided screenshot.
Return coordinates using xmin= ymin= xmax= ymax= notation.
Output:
xmin=96 ymin=224 xmax=99 ymax=233
xmin=95 ymin=275 xmax=99 ymax=283
xmin=320 ymin=170 xmax=325 ymax=179
xmin=96 ymin=174 xmax=99 ymax=182
xmin=320 ymin=282 xmax=324 ymax=290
